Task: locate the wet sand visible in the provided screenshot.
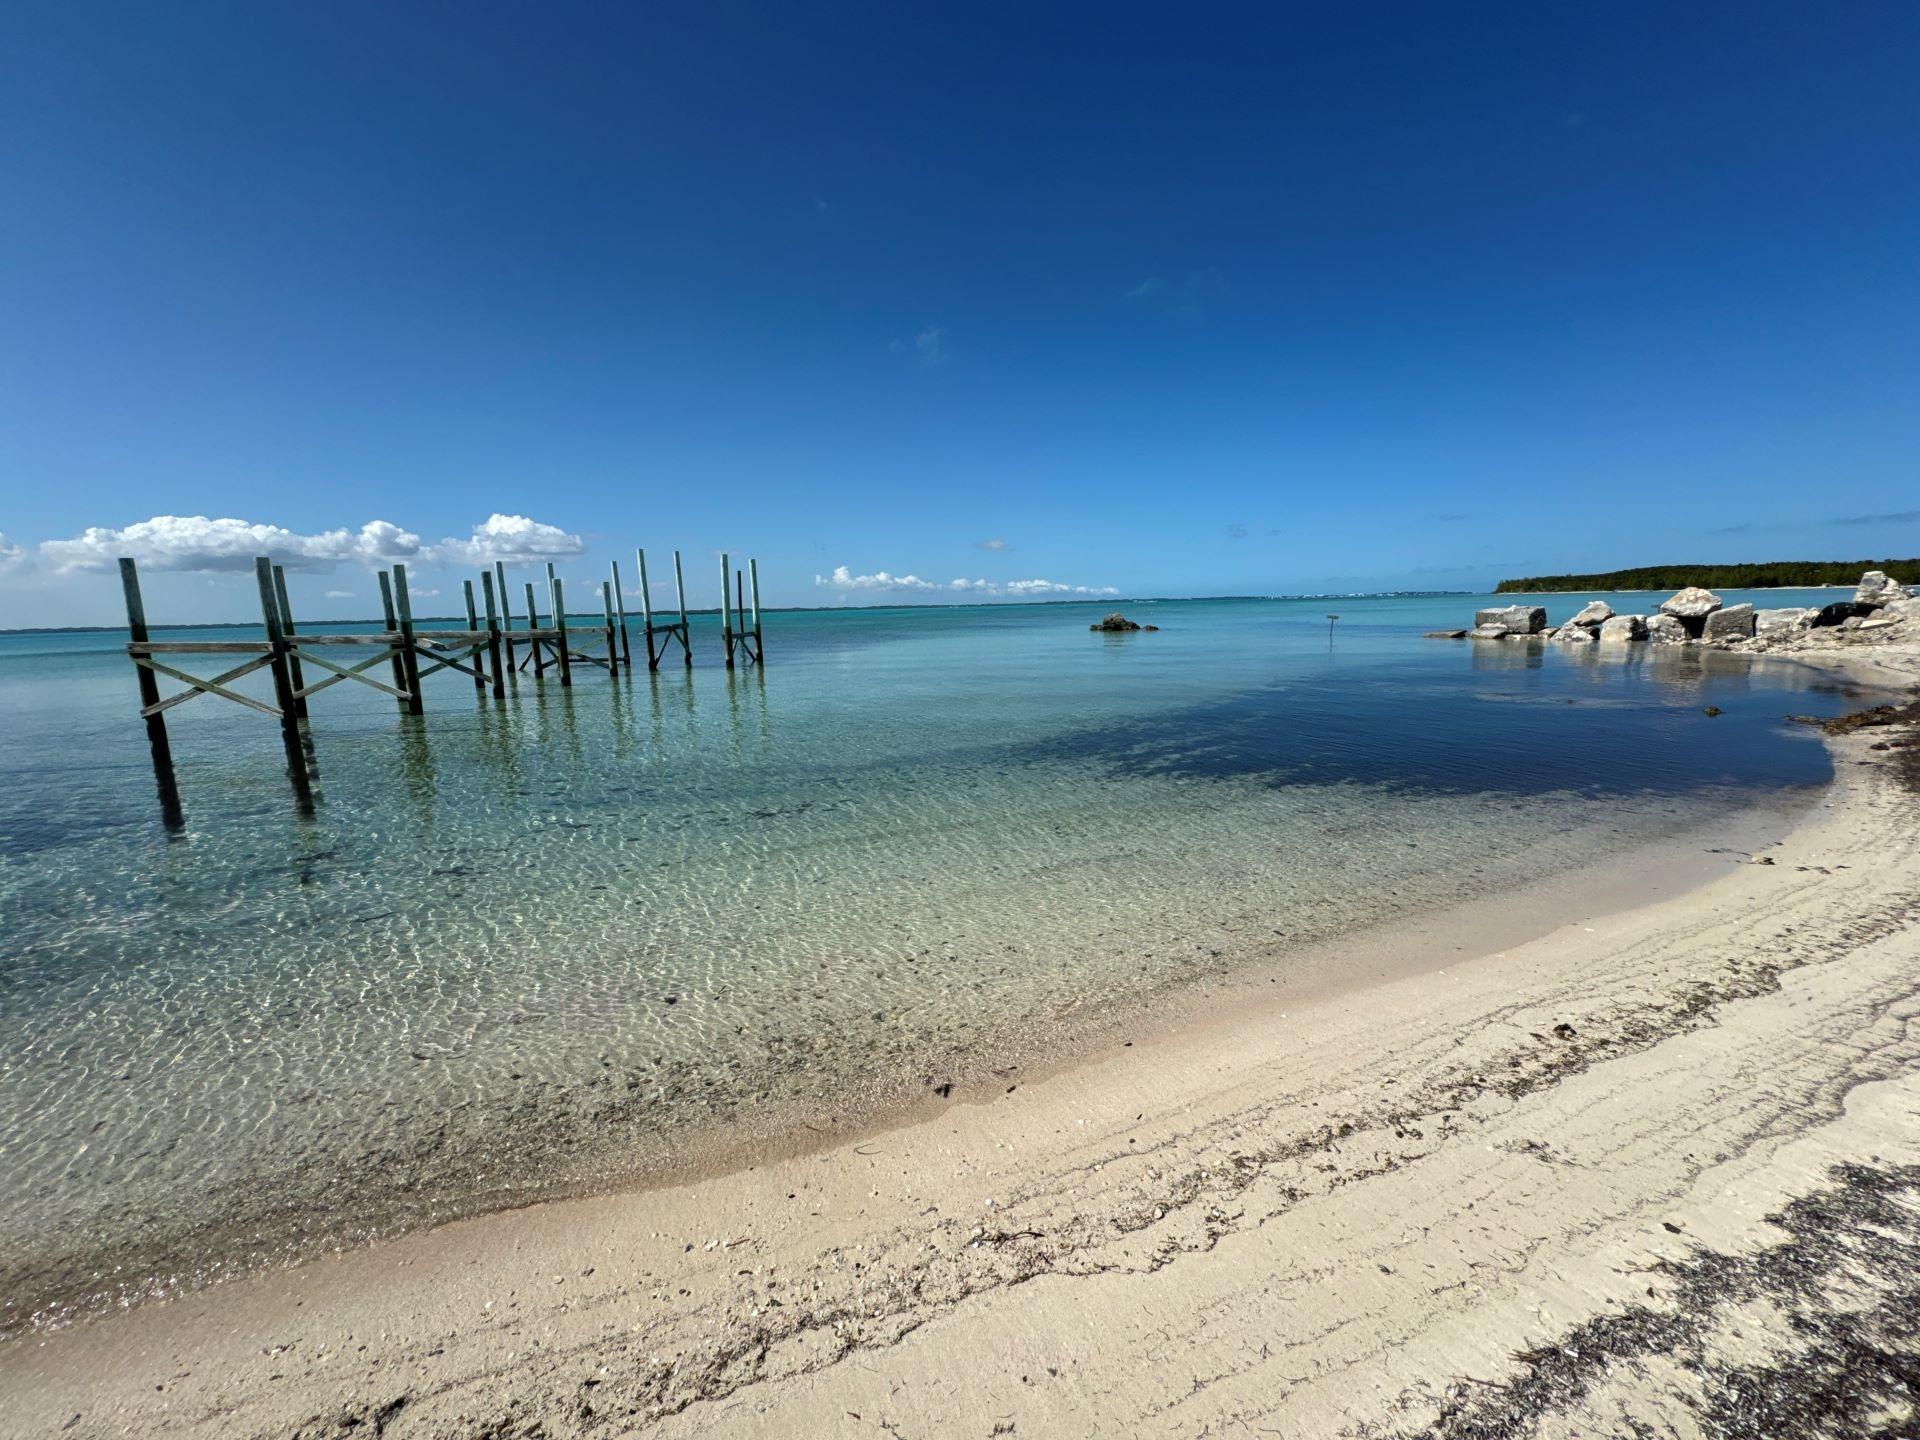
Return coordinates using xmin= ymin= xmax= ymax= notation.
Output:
xmin=5 ymin=650 xmax=1918 ymax=1439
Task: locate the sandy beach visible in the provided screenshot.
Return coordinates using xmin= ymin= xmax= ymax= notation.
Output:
xmin=1 ymin=643 xmax=1914 ymax=1438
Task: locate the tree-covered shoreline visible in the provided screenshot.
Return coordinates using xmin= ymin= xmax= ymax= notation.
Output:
xmin=1494 ymin=560 xmax=1918 ymax=594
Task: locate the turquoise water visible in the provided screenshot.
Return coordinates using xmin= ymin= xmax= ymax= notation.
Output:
xmin=0 ymin=589 xmax=1868 ymax=1331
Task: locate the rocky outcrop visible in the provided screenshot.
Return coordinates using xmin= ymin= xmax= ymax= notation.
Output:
xmin=1756 ymin=607 xmax=1818 ymax=637
xmin=1855 ymin=571 xmax=1912 ymax=607
xmin=1090 ymin=613 xmax=1157 ymax=632
xmin=1658 ymin=587 xmax=1722 ymax=639
xmin=1565 ymin=601 xmax=1613 ymax=629
xmin=1659 ymin=587 xmax=1723 ymax=619
xmin=1702 ymin=603 xmax=1755 ymax=641
xmin=1474 ymin=605 xmax=1547 ymax=635
xmin=1646 ymin=613 xmax=1690 ymax=644
xmin=1442 ymin=572 xmax=1914 ymax=658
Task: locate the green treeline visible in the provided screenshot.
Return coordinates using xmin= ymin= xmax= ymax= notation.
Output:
xmin=1494 ymin=559 xmax=1918 ymax=594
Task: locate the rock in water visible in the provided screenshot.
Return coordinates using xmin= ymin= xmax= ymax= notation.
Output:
xmin=1552 ymin=623 xmax=1596 ymax=643
xmin=1470 ymin=623 xmax=1509 ymax=638
xmin=1090 ymin=612 xmax=1144 ymax=632
xmin=1598 ymin=613 xmax=1648 ymax=643
xmin=1659 ymin=586 xmax=1724 ymax=617
xmin=1702 ymin=602 xmax=1756 ymax=641
xmin=1755 ymin=607 xmax=1818 ymax=637
xmin=1565 ymin=600 xmax=1613 ymax=628
xmin=1855 ymin=571 xmax=1912 ymax=607
xmin=1473 ymin=604 xmax=1547 ymax=635
xmin=1646 ymin=613 xmax=1691 ymax=644
xmin=1424 ymin=629 xmax=1469 ymax=639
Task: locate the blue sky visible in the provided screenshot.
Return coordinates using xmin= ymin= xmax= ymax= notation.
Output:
xmin=2 ymin=2 xmax=1917 ymax=625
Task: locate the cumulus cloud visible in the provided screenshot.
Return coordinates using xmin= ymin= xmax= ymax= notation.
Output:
xmin=815 ymin=565 xmax=1117 ymax=599
xmin=39 ymin=516 xmax=424 ymax=574
xmin=33 ymin=512 xmax=583 ymax=574
xmin=0 ymin=532 xmax=24 ymax=566
xmin=975 ymin=537 xmax=1009 ymax=551
xmin=431 ymin=513 xmax=586 ymax=566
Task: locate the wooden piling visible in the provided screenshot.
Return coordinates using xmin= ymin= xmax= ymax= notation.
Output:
xmin=254 ymin=557 xmax=312 ymax=798
xmin=392 ymin=564 xmax=425 ymax=716
xmin=495 ymin=560 xmax=516 ymax=672
xmin=552 ymin=576 xmax=574 ymax=687
xmin=377 ymin=570 xmax=411 ymax=713
xmin=463 ymin=580 xmax=486 ymax=690
xmin=637 ymin=548 xmax=656 ymax=669
xmin=525 ymin=582 xmax=547 ymax=678
xmin=600 ymin=580 xmax=619 ymax=674
xmin=749 ymin=557 xmax=763 ymax=661
xmin=673 ymin=549 xmax=693 ymax=666
xmin=119 ymin=557 xmax=178 ymax=782
xmin=720 ymin=551 xmax=735 ymax=669
xmin=480 ymin=570 xmax=506 ymax=699
xmin=271 ymin=564 xmax=310 ymax=718
xmin=611 ymin=560 xmax=632 ymax=668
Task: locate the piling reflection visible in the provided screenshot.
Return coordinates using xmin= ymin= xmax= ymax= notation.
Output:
xmin=396 ymin=716 xmax=438 ymax=821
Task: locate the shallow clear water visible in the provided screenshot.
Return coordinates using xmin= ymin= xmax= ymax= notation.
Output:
xmin=0 ymin=589 xmax=1868 ymax=1330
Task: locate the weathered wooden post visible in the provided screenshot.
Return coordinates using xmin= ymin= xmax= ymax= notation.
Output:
xmin=377 ymin=570 xmax=410 ymax=713
xmin=495 ymin=560 xmax=516 ymax=672
xmin=480 ymin=569 xmax=506 ymax=699
xmin=552 ymin=576 xmax=574 ymax=687
xmin=524 ymin=581 xmax=546 ymax=678
xmin=119 ymin=558 xmax=179 ymax=809
xmin=392 ymin=564 xmax=425 ymax=716
xmin=271 ymin=564 xmax=310 ymax=719
xmin=254 ymin=557 xmax=312 ymax=799
xmin=637 ymin=547 xmax=657 ymax=669
xmin=720 ymin=551 xmax=735 ymax=669
xmin=600 ymin=580 xmax=619 ymax=673
xmin=611 ymin=560 xmax=632 ymax=669
xmin=673 ymin=548 xmax=693 ymax=665
xmin=750 ymin=557 xmax=764 ymax=662
xmin=461 ymin=580 xmax=486 ymax=691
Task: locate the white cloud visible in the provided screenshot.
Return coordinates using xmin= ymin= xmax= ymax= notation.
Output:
xmin=431 ymin=513 xmax=585 ymax=566
xmin=1123 ymin=266 xmax=1228 ymax=317
xmin=891 ymin=325 xmax=947 ymax=366
xmin=975 ymin=537 xmax=1009 ymax=551
xmin=324 ymin=589 xmax=354 ymax=599
xmin=817 ymin=565 xmax=940 ymax=592
xmin=816 ymin=565 xmax=1118 ymax=599
xmin=39 ymin=516 xmax=424 ymax=574
xmin=33 ymin=512 xmax=583 ymax=574
xmin=0 ymin=532 xmax=23 ymax=566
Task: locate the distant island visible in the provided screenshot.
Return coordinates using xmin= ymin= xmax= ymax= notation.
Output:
xmin=1494 ymin=559 xmax=1920 ymax=594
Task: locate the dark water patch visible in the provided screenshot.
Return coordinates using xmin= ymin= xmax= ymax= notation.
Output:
xmin=1024 ymin=648 xmax=1860 ymax=798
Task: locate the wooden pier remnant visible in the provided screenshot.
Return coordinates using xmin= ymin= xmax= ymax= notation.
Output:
xmin=635 ymin=547 xmax=694 ymax=669
xmin=719 ymin=551 xmax=765 ymax=667
xmin=114 ymin=546 xmax=766 ymax=805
